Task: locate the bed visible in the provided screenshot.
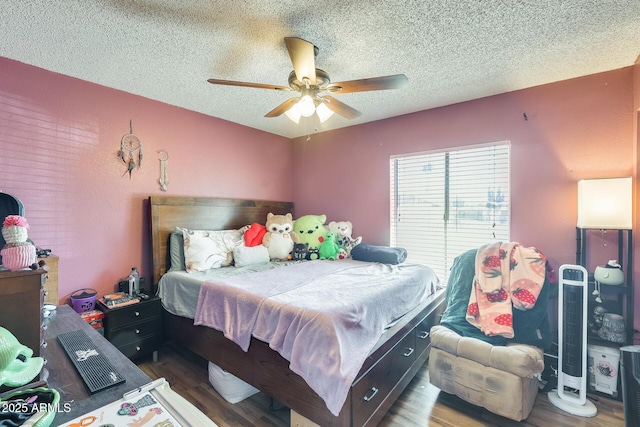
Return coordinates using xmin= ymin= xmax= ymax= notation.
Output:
xmin=149 ymin=196 xmax=446 ymax=426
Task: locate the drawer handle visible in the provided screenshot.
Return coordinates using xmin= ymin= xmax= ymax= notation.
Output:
xmin=41 ymin=341 xmax=47 ymax=348
xmin=403 ymin=347 xmax=414 ymax=357
xmin=135 ymin=311 xmax=140 ymax=317
xmin=418 ymin=331 xmax=429 ymax=339
xmin=43 ymin=290 xmax=49 ymax=296
xmin=135 ymin=329 xmax=140 ymax=334
xmin=363 ymin=387 xmax=379 ymax=402
xmin=136 ymin=346 xmax=141 ymax=351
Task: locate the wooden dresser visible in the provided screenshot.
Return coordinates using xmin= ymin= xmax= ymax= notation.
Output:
xmin=39 ymin=254 xmax=59 ymax=304
xmin=0 ymin=268 xmax=46 ymax=356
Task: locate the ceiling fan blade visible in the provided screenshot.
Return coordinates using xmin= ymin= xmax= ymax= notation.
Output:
xmin=322 ymin=96 xmax=362 ymax=120
xmin=284 ymin=37 xmax=317 ymax=85
xmin=207 ymin=78 xmax=291 ymax=91
xmin=325 ymin=74 xmax=408 ymax=94
xmin=265 ymin=97 xmax=300 ymax=118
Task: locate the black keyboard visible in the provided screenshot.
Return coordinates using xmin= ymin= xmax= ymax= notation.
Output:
xmin=57 ymin=329 xmax=126 ymax=394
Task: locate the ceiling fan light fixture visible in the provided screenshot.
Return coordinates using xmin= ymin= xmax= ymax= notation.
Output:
xmin=284 ymin=103 xmax=301 ymax=123
xmin=208 ymin=38 xmax=405 ymax=124
xmin=297 ymin=95 xmax=316 ymax=117
xmin=316 ymin=102 xmax=334 ymax=123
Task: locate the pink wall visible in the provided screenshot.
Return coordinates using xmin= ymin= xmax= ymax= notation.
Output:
xmin=1 ymin=56 xmax=638 ymax=341
xmin=292 ymin=66 xmax=638 ymax=341
xmin=0 ymin=57 xmax=292 ymax=303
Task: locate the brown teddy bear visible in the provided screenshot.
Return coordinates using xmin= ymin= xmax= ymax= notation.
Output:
xmin=262 ymin=213 xmax=300 ymax=260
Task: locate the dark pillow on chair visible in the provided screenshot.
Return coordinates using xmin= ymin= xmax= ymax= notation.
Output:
xmin=439 ymin=248 xmax=553 ymax=349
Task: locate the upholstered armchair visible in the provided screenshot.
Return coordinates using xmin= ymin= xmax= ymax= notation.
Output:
xmin=428 ymin=246 xmax=552 ymax=421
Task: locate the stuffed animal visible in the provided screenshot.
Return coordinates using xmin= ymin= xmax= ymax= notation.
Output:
xmin=328 ymin=221 xmax=353 ymax=245
xmin=243 ymin=223 xmax=267 ymax=247
xmin=341 ymin=235 xmax=363 ymax=257
xmin=290 ymin=242 xmax=308 ymax=261
xmin=306 ymin=247 xmax=320 ymax=261
xmin=328 ymin=220 xmax=362 ymax=258
xmin=293 ymin=214 xmax=327 ymax=253
xmin=318 ymin=231 xmax=341 ymax=260
xmin=262 ymin=213 xmax=299 ymax=260
xmin=0 ymin=215 xmax=36 ymax=271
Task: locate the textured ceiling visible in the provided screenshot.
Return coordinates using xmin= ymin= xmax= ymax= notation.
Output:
xmin=1 ymin=1 xmax=640 ymax=138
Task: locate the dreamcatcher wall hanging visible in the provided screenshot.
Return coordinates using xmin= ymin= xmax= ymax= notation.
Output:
xmin=118 ymin=120 xmax=143 ymax=178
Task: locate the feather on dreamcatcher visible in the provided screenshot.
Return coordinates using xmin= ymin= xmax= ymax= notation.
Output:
xmin=118 ymin=120 xmax=143 ymax=178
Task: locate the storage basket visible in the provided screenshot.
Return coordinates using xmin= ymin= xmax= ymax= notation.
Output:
xmin=208 ymin=361 xmax=259 ymax=403
xmin=70 ymin=288 xmax=97 ymax=313
xmin=588 ymin=344 xmax=620 ymax=396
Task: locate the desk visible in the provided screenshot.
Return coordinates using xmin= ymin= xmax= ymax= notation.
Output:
xmin=43 ymin=305 xmax=152 ymax=425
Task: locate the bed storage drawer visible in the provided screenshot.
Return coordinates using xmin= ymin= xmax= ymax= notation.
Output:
xmin=352 ymin=330 xmax=416 ymax=426
xmin=415 ymin=306 xmax=439 ymax=356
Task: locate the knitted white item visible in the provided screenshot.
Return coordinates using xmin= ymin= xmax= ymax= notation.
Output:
xmin=1 ymin=243 xmax=36 ymax=270
xmin=1 ymin=226 xmax=28 ymax=244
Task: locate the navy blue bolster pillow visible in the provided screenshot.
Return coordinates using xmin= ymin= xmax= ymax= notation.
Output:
xmin=350 ymin=243 xmax=407 ymax=265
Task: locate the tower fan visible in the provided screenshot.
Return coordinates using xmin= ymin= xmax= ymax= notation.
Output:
xmin=548 ymin=264 xmax=597 ymax=416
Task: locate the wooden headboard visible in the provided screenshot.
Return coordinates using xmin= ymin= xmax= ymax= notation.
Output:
xmin=149 ymin=196 xmax=294 ymax=285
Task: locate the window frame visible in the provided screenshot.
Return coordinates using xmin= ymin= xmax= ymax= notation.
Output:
xmin=390 ymin=141 xmax=511 ymax=284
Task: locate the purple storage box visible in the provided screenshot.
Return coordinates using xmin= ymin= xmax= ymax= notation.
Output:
xmin=70 ymin=288 xmax=97 ymax=313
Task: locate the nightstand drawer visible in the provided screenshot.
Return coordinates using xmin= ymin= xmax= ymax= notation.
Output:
xmin=106 ymin=300 xmax=161 ymax=329
xmin=109 ymin=319 xmax=159 ymax=347
xmin=116 ymin=334 xmax=163 ymax=360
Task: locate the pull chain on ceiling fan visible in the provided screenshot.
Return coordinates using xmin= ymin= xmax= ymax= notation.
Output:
xmin=207 ymin=37 xmax=408 ymax=124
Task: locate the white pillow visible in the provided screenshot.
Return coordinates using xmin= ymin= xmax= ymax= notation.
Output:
xmin=183 ymin=228 xmax=242 ymax=272
xmin=233 ymin=244 xmax=270 ymax=267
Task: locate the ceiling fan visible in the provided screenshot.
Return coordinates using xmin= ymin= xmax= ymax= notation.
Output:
xmin=207 ymin=37 xmax=409 ymax=123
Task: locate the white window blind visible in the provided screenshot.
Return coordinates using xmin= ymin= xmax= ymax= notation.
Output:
xmin=390 ymin=142 xmax=510 ymax=284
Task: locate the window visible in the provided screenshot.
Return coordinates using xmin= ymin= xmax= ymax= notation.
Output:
xmin=390 ymin=142 xmax=510 ymax=284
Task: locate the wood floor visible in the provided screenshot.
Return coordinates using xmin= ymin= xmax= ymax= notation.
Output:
xmin=137 ymin=344 xmax=626 ymax=427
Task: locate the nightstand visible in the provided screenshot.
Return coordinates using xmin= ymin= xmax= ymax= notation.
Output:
xmin=97 ymin=296 xmax=162 ymax=361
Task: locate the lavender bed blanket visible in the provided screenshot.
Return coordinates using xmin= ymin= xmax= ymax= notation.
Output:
xmin=194 ymin=259 xmax=437 ymax=416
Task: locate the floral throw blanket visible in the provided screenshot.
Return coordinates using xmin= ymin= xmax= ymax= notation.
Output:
xmin=466 ymin=242 xmax=547 ymax=338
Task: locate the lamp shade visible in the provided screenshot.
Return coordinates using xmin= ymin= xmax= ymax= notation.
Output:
xmin=315 ymin=102 xmax=334 ymax=123
xmin=577 ymin=177 xmax=632 ymax=229
xmin=284 ymin=103 xmax=301 ymax=123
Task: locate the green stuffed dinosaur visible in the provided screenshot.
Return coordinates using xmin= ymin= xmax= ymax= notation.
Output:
xmin=318 ymin=231 xmax=341 ymax=260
